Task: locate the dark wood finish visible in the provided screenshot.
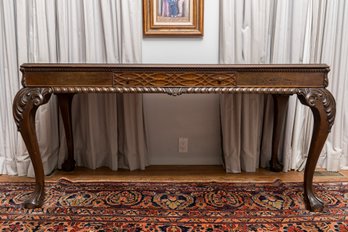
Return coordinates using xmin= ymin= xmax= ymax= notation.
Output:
xmin=297 ymin=89 xmax=336 ymax=212
xmin=13 ymin=64 xmax=336 ymax=211
xmin=13 ymin=88 xmax=51 ymax=208
xmin=269 ymin=94 xmax=289 ymax=172
xmin=57 ymin=94 xmax=76 ymax=171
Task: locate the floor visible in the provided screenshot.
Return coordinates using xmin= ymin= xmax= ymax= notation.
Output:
xmin=1 ymin=165 xmax=348 ymax=183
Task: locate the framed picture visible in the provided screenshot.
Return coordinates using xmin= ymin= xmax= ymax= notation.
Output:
xmin=143 ymin=0 xmax=204 ymax=36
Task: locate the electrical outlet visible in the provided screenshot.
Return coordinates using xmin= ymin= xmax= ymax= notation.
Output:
xmin=178 ymin=137 xmax=188 ymax=153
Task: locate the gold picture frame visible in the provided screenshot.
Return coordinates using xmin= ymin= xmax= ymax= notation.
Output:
xmin=143 ymin=0 xmax=204 ymax=36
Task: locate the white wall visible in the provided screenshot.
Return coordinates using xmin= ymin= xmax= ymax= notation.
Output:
xmin=142 ymin=0 xmax=221 ymax=165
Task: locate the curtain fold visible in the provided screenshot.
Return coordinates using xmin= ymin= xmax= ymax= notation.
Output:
xmin=219 ymin=0 xmax=271 ymax=173
xmin=0 ymin=1 xmax=22 ymax=175
xmin=0 ymin=0 xmax=147 ymax=177
xmin=220 ymin=0 xmax=348 ymax=172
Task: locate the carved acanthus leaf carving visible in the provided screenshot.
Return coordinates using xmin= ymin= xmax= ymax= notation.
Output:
xmin=13 ymin=88 xmax=52 ymax=129
xmin=164 ymin=88 xmax=185 ymax=96
xmin=297 ymin=88 xmax=336 ymax=131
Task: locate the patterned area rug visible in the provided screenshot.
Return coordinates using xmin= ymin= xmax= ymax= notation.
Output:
xmin=0 ymin=179 xmax=347 ymax=231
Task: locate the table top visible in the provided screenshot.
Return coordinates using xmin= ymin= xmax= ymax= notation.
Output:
xmin=20 ymin=63 xmax=330 ymax=71
xmin=19 ymin=63 xmax=330 ymax=94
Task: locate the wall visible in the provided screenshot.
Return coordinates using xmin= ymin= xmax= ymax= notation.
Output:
xmin=142 ymin=0 xmax=221 ymax=165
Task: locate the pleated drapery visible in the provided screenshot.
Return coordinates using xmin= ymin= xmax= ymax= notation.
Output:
xmin=220 ymin=0 xmax=348 ymax=173
xmin=0 ymin=0 xmax=147 ymax=177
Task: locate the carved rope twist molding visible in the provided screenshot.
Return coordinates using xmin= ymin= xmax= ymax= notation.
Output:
xmin=297 ymin=88 xmax=336 ymax=131
xmin=51 ymin=86 xmax=299 ymax=95
xmin=13 ymin=88 xmax=52 ymax=129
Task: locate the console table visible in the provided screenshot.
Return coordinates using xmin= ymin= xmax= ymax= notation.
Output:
xmin=12 ymin=64 xmax=336 ymax=212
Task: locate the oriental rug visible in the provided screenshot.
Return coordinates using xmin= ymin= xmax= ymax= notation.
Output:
xmin=0 ymin=179 xmax=347 ymax=231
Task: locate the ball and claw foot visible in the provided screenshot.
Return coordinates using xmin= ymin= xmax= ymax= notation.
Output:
xmin=61 ymin=159 xmax=76 ymax=172
xmin=306 ymin=195 xmax=324 ymax=212
xmin=22 ymin=189 xmax=44 ymax=209
xmin=269 ymin=160 xmax=283 ymax=172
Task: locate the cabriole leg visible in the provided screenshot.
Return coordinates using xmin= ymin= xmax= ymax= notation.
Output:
xmin=270 ymin=94 xmax=289 ymax=172
xmin=57 ymin=93 xmax=76 ymax=171
xmin=13 ymin=88 xmax=52 ymax=208
xmin=297 ymin=88 xmax=336 ymax=212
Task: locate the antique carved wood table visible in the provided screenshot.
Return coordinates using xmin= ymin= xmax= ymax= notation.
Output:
xmin=12 ymin=64 xmax=336 ymax=212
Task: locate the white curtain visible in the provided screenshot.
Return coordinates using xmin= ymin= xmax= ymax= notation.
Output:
xmin=220 ymin=0 xmax=348 ymax=172
xmin=0 ymin=0 xmax=147 ymax=176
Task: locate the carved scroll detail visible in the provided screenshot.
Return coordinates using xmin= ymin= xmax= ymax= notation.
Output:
xmin=297 ymin=88 xmax=336 ymax=131
xmin=13 ymin=88 xmax=52 ymax=129
xmin=113 ymin=72 xmax=237 ymax=87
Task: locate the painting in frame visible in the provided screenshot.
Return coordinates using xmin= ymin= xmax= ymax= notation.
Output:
xmin=143 ymin=0 xmax=204 ymax=36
